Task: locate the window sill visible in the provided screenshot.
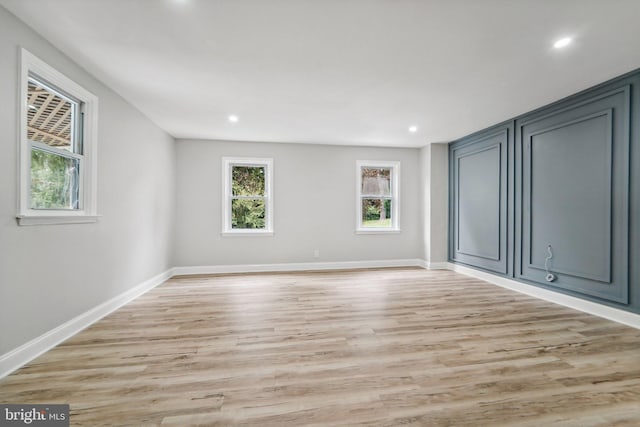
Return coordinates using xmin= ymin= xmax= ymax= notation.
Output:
xmin=221 ymin=230 xmax=274 ymax=237
xmin=355 ymin=228 xmax=402 ymax=235
xmin=17 ymin=215 xmax=101 ymax=226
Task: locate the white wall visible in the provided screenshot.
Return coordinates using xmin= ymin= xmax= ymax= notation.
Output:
xmin=420 ymin=143 xmax=449 ymax=266
xmin=0 ymin=7 xmax=176 ymax=355
xmin=173 ymin=139 xmax=422 ymax=267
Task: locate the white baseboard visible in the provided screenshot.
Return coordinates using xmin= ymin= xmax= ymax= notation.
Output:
xmin=448 ymin=262 xmax=640 ymax=330
xmin=173 ymin=259 xmax=425 ymax=276
xmin=425 ymin=261 xmax=449 ymax=270
xmin=0 ymin=268 xmax=175 ymax=380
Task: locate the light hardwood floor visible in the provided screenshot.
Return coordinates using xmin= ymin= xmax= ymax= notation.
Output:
xmin=1 ymin=268 xmax=639 ymax=426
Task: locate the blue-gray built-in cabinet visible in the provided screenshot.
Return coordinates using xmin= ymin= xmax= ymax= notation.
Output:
xmin=449 ymin=69 xmax=640 ymax=314
xmin=449 ymin=123 xmax=513 ymax=276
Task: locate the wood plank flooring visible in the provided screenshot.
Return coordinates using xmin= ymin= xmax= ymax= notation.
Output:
xmin=1 ymin=268 xmax=639 ymax=426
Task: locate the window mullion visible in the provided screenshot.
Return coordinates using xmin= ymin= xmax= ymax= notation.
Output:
xmin=361 ymin=195 xmax=393 ymax=199
xmin=31 ymin=141 xmax=84 ymax=161
xmin=232 ymin=195 xmax=265 ymax=200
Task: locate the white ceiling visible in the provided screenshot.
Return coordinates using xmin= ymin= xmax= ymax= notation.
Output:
xmin=2 ymin=0 xmax=640 ymax=147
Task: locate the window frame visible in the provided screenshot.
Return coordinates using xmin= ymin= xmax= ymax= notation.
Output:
xmin=355 ymin=160 xmax=401 ymax=234
xmin=17 ymin=48 xmax=99 ymax=226
xmin=222 ymin=157 xmax=274 ymax=236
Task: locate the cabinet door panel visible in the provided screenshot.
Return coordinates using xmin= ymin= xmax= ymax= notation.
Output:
xmin=458 ymin=146 xmax=500 ymax=260
xmin=450 ymin=126 xmax=511 ymax=274
xmin=516 ymin=87 xmax=629 ymax=303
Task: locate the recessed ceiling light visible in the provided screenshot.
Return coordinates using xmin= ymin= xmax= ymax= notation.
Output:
xmin=228 ymin=115 xmax=239 ymax=123
xmin=408 ymin=125 xmax=418 ymax=133
xmin=553 ymin=37 xmax=572 ymax=49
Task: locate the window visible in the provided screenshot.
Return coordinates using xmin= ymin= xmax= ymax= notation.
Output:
xmin=222 ymin=157 xmax=273 ymax=235
xmin=18 ymin=49 xmax=98 ymax=225
xmin=356 ymin=160 xmax=400 ymax=233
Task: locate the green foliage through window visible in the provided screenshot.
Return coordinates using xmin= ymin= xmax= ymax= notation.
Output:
xmin=232 ymin=166 xmax=265 ymax=196
xmin=362 ymin=198 xmax=392 ymax=227
xmin=232 ymin=199 xmax=265 ymax=229
xmin=231 ymin=166 xmax=266 ymax=229
xmin=30 ymin=148 xmax=79 ymax=209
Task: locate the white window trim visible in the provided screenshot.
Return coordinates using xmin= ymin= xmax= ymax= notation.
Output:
xmin=17 ymin=48 xmax=99 ymax=226
xmin=355 ymin=160 xmax=401 ymax=234
xmin=222 ymin=157 xmax=274 ymax=236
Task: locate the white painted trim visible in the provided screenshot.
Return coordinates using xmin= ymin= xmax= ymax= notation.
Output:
xmin=0 ymin=268 xmax=174 ymax=379
xmin=355 ymin=229 xmax=401 ymax=235
xmin=221 ymin=230 xmax=274 ymax=237
xmin=174 ymin=259 xmax=425 ymax=276
xmin=17 ymin=215 xmax=101 ymax=226
xmin=448 ymin=263 xmax=640 ymax=330
xmin=416 ymin=259 xmax=428 ymax=269
xmin=426 ymin=261 xmax=449 ymax=270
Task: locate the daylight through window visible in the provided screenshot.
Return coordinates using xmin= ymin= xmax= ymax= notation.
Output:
xmin=356 ymin=161 xmax=400 ymax=233
xmin=28 ymin=76 xmax=83 ymax=210
xmin=223 ymin=157 xmax=273 ymax=235
xmin=18 ymin=49 xmax=98 ymax=225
